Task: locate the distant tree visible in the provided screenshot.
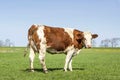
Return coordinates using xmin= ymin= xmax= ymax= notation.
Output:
xmin=100 ymin=38 xmax=120 ymax=47
xmin=0 ymin=39 xmax=15 ymax=47
xmin=0 ymin=40 xmax=4 ymax=47
xmin=111 ymin=38 xmax=120 ymax=47
xmin=5 ymin=39 xmax=11 ymax=47
xmin=101 ymin=39 xmax=111 ymax=47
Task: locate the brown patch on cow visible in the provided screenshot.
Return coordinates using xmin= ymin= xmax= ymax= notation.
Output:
xmin=32 ymin=31 xmax=41 ymax=51
xmin=28 ymin=24 xmax=41 ymax=52
xmin=73 ymin=29 xmax=84 ymax=49
xmin=44 ymin=25 xmax=73 ymax=51
xmin=28 ymin=24 xmax=38 ymax=36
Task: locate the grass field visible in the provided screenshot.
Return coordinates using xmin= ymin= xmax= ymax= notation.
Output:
xmin=0 ymin=47 xmax=120 ymax=80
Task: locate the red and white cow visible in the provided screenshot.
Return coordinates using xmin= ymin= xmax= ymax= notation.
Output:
xmin=27 ymin=24 xmax=98 ymax=73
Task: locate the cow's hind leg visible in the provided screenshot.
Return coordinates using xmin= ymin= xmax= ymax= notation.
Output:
xmin=39 ymin=49 xmax=48 ymax=73
xmin=29 ymin=47 xmax=35 ymax=72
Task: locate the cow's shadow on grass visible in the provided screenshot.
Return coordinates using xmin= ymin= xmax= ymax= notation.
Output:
xmin=24 ymin=67 xmax=85 ymax=73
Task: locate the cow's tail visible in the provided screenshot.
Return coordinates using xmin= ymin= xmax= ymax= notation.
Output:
xmin=24 ymin=43 xmax=30 ymax=57
xmin=24 ymin=24 xmax=38 ymax=57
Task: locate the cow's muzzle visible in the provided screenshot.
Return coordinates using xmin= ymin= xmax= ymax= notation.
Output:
xmin=85 ymin=45 xmax=91 ymax=49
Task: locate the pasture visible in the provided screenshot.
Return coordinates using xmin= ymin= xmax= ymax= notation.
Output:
xmin=0 ymin=47 xmax=120 ymax=80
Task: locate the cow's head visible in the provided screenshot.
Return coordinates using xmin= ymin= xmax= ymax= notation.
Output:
xmin=83 ymin=32 xmax=98 ymax=48
xmin=74 ymin=30 xmax=98 ymax=49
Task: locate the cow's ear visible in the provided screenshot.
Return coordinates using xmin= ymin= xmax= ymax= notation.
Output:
xmin=92 ymin=34 xmax=98 ymax=39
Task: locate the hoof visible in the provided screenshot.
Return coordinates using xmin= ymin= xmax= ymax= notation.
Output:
xmin=30 ymin=69 xmax=34 ymax=72
xmin=44 ymin=70 xmax=48 ymax=74
xmin=31 ymin=70 xmax=34 ymax=72
xmin=63 ymin=69 xmax=67 ymax=72
xmin=68 ymin=69 xmax=73 ymax=71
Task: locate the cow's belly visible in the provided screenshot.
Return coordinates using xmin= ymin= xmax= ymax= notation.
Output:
xmin=46 ymin=48 xmax=66 ymax=54
xmin=46 ymin=45 xmax=81 ymax=55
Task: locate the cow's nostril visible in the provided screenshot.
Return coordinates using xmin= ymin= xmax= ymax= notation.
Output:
xmin=88 ymin=46 xmax=91 ymax=48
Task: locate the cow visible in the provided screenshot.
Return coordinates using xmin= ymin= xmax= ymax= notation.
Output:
xmin=26 ymin=24 xmax=98 ymax=73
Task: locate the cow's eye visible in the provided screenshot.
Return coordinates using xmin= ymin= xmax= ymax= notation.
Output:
xmin=77 ymin=39 xmax=82 ymax=43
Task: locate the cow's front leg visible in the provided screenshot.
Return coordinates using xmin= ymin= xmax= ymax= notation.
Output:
xmin=68 ymin=59 xmax=73 ymax=71
xmin=64 ymin=50 xmax=74 ymax=72
xmin=29 ymin=47 xmax=35 ymax=72
xmin=39 ymin=51 xmax=48 ymax=73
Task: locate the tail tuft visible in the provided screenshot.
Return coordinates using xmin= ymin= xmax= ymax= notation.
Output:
xmin=24 ymin=44 xmax=30 ymax=57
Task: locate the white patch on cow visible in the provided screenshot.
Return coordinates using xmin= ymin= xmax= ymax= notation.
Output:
xmin=65 ymin=45 xmax=74 ymax=52
xmin=37 ymin=25 xmax=46 ymax=44
xmin=64 ymin=28 xmax=74 ymax=41
xmin=37 ymin=25 xmax=47 ymax=52
xmin=83 ymin=32 xmax=92 ymax=48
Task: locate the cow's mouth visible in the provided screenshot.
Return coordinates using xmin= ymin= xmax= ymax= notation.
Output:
xmin=85 ymin=45 xmax=91 ymax=49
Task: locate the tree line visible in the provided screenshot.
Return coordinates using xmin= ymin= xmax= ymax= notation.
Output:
xmin=0 ymin=39 xmax=14 ymax=47
xmin=100 ymin=38 xmax=120 ymax=47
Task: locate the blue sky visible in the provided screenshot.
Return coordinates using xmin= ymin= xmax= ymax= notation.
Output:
xmin=0 ymin=0 xmax=120 ymax=46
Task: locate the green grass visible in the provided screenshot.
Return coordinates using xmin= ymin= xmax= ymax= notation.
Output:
xmin=0 ymin=47 xmax=120 ymax=80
